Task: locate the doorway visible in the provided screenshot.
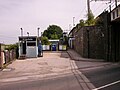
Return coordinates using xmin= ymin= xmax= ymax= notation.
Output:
xmin=22 ymin=42 xmax=26 ymax=54
xmin=112 ymin=22 xmax=120 ymax=62
xmin=115 ymin=26 xmax=120 ymax=62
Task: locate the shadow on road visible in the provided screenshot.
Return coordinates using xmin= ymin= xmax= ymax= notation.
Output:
xmin=60 ymin=51 xmax=70 ymax=58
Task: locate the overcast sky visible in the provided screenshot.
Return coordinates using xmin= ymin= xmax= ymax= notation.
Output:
xmin=0 ymin=0 xmax=112 ymax=44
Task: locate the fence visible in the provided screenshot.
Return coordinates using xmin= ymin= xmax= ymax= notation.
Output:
xmin=42 ymin=45 xmax=67 ymax=51
xmin=42 ymin=45 xmax=51 ymax=51
xmin=59 ymin=45 xmax=67 ymax=51
xmin=0 ymin=49 xmax=16 ymax=68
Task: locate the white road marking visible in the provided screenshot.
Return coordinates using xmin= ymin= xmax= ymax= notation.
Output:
xmin=92 ymin=80 xmax=120 ymax=90
xmin=0 ymin=77 xmax=28 ymax=82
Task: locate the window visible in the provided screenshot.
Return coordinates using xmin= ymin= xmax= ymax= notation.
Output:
xmin=116 ymin=9 xmax=119 ymax=17
xmin=113 ymin=11 xmax=115 ymax=19
xmin=27 ymin=42 xmax=36 ymax=46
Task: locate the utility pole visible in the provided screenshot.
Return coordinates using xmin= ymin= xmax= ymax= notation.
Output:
xmin=87 ymin=0 xmax=91 ymax=25
xmin=109 ymin=0 xmax=112 ymax=12
xmin=87 ymin=0 xmax=90 ymax=16
xmin=115 ymin=0 xmax=117 ymax=7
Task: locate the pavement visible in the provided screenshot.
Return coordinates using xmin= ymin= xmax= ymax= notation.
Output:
xmin=67 ymin=49 xmax=119 ymax=70
xmin=0 ymin=49 xmax=118 ymax=90
xmin=67 ymin=49 xmax=119 ymax=90
xmin=67 ymin=49 xmax=105 ymax=62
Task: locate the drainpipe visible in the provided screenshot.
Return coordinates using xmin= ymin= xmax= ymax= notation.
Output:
xmin=87 ymin=29 xmax=90 ymax=58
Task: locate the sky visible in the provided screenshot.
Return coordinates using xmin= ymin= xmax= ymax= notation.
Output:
xmin=0 ymin=0 xmax=115 ymax=44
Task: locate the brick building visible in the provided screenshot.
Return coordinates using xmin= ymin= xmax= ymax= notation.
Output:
xmin=109 ymin=5 xmax=120 ymax=62
xmin=69 ymin=6 xmax=120 ymax=62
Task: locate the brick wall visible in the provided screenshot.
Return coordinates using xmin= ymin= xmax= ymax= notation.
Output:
xmin=74 ymin=26 xmax=106 ymax=59
xmin=74 ymin=27 xmax=84 ymax=56
xmin=71 ymin=11 xmax=120 ymax=62
xmin=88 ymin=26 xmax=105 ymax=59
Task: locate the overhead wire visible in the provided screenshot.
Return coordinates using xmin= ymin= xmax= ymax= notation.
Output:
xmin=75 ymin=5 xmax=87 ymax=24
xmin=70 ymin=0 xmax=118 ymax=28
xmin=92 ymin=3 xmax=106 ymax=12
xmin=78 ymin=5 xmax=87 ymax=19
xmin=91 ymin=1 xmax=115 ymax=17
xmin=76 ymin=1 xmax=111 ymax=21
xmin=92 ymin=3 xmax=108 ymax=16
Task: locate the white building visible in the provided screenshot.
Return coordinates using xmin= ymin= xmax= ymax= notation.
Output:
xmin=18 ymin=36 xmax=38 ymax=58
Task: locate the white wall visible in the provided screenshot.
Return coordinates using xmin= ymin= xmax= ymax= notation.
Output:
xmin=26 ymin=46 xmax=37 ymax=57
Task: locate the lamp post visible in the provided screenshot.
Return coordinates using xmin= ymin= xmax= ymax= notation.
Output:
xmin=38 ymin=27 xmax=40 ymax=37
xmin=20 ymin=28 xmax=23 ymax=37
xmin=27 ymin=32 xmax=29 ymax=37
xmin=73 ymin=17 xmax=75 ymax=27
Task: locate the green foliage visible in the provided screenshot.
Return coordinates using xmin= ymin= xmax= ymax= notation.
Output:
xmin=86 ymin=10 xmax=95 ymax=26
xmin=41 ymin=36 xmax=50 ymax=45
xmin=43 ymin=25 xmax=63 ymax=39
xmin=5 ymin=44 xmax=18 ymax=50
xmin=63 ymin=36 xmax=68 ymax=46
xmin=76 ymin=19 xmax=85 ymax=28
xmin=51 ymin=33 xmax=58 ymax=39
xmin=77 ymin=11 xmax=95 ymax=28
xmin=79 ymin=19 xmax=85 ymax=27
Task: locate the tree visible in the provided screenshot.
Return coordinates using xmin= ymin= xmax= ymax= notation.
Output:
xmin=51 ymin=33 xmax=58 ymax=39
xmin=76 ymin=19 xmax=85 ymax=28
xmin=86 ymin=10 xmax=95 ymax=26
xmin=43 ymin=25 xmax=63 ymax=39
xmin=41 ymin=36 xmax=50 ymax=45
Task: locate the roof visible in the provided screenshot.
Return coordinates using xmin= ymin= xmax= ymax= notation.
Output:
xmin=18 ymin=36 xmax=37 ymax=38
xmin=49 ymin=40 xmax=59 ymax=42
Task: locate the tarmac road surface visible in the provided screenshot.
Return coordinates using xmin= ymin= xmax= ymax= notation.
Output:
xmin=80 ymin=63 xmax=120 ymax=90
xmin=0 ymin=51 xmax=94 ymax=90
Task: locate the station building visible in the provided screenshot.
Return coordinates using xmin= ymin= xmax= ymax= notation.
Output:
xmin=18 ymin=36 xmax=41 ymax=58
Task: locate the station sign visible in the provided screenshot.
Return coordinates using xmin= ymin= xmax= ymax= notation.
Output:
xmin=19 ymin=36 xmax=37 ymax=41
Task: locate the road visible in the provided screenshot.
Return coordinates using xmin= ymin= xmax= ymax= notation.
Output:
xmin=80 ymin=63 xmax=120 ymax=90
xmin=0 ymin=51 xmax=120 ymax=90
xmin=0 ymin=73 xmax=82 ymax=90
xmin=0 ymin=51 xmax=92 ymax=90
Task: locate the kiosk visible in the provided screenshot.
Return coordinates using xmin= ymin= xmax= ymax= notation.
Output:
xmin=18 ymin=36 xmax=38 ymax=58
